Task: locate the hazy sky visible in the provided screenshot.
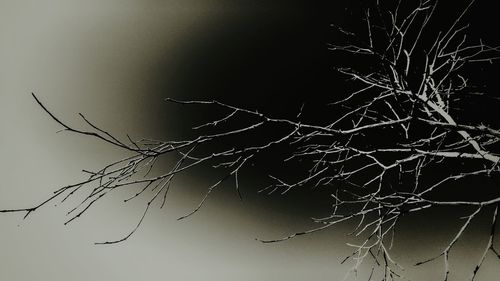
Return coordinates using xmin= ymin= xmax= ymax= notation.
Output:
xmin=1 ymin=1 xmax=499 ymax=280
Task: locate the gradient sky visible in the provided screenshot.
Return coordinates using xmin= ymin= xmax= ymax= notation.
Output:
xmin=1 ymin=1 xmax=499 ymax=280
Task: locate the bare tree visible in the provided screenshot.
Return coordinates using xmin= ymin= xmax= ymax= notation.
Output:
xmin=2 ymin=0 xmax=500 ymax=280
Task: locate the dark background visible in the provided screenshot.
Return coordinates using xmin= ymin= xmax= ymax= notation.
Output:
xmin=144 ymin=0 xmax=500 ymax=216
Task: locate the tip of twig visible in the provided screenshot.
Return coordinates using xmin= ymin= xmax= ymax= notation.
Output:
xmin=94 ymin=240 xmax=119 ymax=246
xmin=177 ymin=212 xmax=194 ymax=221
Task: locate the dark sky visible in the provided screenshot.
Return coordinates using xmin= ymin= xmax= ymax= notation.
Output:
xmin=146 ymin=0 xmax=500 ymax=200
xmin=149 ymin=1 xmax=348 ymax=119
xmin=143 ymin=0 xmax=500 ymax=131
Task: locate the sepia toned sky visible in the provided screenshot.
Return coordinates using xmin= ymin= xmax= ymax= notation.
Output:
xmin=1 ymin=1 xmax=499 ymax=280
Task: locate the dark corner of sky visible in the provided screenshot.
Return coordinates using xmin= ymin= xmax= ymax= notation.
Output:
xmin=149 ymin=1 xmax=351 ymax=116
